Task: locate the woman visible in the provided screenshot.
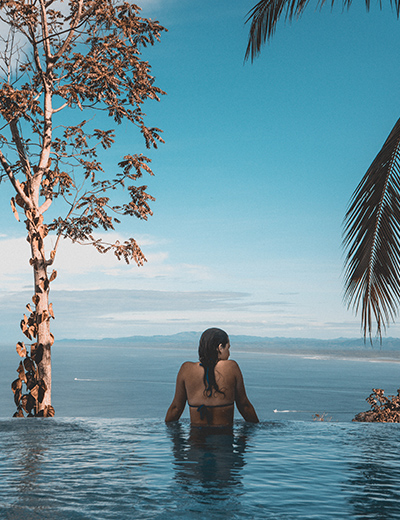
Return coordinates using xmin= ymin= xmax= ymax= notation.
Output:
xmin=165 ymin=328 xmax=259 ymax=426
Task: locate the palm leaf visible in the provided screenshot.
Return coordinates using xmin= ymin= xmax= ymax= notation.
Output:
xmin=343 ymin=118 xmax=400 ymax=339
xmin=245 ymin=0 xmax=400 ymax=62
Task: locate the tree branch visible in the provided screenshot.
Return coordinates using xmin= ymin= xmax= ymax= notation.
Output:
xmin=9 ymin=119 xmax=32 ymax=179
xmin=0 ymin=149 xmax=32 ymax=208
xmin=39 ymin=197 xmax=52 ymax=214
xmin=39 ymin=0 xmax=53 ymax=62
xmin=52 ymin=101 xmax=69 ymax=114
xmin=52 ymin=1 xmax=88 ymax=63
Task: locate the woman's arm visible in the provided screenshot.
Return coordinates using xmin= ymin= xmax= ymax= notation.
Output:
xmin=233 ymin=362 xmax=259 ymax=423
xmin=165 ymin=364 xmax=188 ymax=422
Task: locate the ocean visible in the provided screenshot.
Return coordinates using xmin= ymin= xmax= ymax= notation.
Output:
xmin=0 ymin=342 xmax=400 ymax=519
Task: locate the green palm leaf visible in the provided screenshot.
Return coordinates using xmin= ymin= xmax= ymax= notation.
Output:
xmin=245 ymin=0 xmax=400 ymax=62
xmin=343 ymin=118 xmax=400 ymax=339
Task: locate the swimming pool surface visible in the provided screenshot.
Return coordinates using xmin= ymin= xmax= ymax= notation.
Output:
xmin=1 ymin=418 xmax=399 ymax=519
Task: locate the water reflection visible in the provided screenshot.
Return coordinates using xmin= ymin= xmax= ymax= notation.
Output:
xmin=0 ymin=420 xmax=50 ymax=519
xmin=166 ymin=421 xmax=256 ymax=515
xmin=345 ymin=425 xmax=400 ymax=520
xmin=0 ymin=420 xmax=97 ymax=520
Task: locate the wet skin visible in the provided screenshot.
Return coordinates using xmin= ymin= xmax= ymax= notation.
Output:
xmin=165 ymin=341 xmax=259 ymax=426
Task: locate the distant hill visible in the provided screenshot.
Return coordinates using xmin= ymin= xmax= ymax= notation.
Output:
xmin=57 ymin=333 xmax=400 ymax=359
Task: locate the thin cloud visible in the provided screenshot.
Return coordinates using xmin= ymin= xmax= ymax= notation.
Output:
xmin=0 ymin=286 xmax=378 ymax=342
xmin=0 ymin=287 xmax=300 ymax=340
xmin=0 ymin=232 xmax=213 ymax=291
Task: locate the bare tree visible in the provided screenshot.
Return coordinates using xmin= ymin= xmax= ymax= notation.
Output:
xmin=1 ymin=0 xmax=166 ymax=417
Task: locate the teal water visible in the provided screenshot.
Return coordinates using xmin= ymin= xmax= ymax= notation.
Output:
xmin=0 ymin=418 xmax=399 ymax=519
xmin=1 ymin=344 xmax=400 ymax=518
xmin=3 ymin=344 xmax=400 ymax=421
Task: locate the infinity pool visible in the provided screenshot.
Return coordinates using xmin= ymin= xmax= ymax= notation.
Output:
xmin=0 ymin=418 xmax=399 ymax=519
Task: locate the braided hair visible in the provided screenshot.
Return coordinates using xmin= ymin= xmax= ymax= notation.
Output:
xmin=198 ymin=328 xmax=229 ymax=397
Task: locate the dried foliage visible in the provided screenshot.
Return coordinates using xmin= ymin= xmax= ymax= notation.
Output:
xmin=353 ymin=388 xmax=400 ymax=422
xmin=11 ymin=297 xmax=55 ymax=417
xmin=245 ymin=0 xmax=400 ymax=62
xmin=0 ymin=1 xmax=166 ymax=416
xmin=343 ymin=119 xmax=400 ymax=340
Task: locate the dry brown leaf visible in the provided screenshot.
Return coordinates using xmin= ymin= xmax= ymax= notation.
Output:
xmin=11 ymin=378 xmax=22 ymax=394
xmin=20 ymin=395 xmax=28 ymax=412
xmin=10 ymin=197 xmax=20 ymax=221
xmin=14 ymin=390 xmax=22 ymax=407
xmin=30 ymin=384 xmax=39 ymax=400
xmin=15 ymin=193 xmax=24 ymax=208
xmin=38 ymin=378 xmax=47 ymax=392
xmin=23 ymin=357 xmax=35 ymax=372
xmin=26 ymin=372 xmax=36 ymax=390
xmin=16 ymin=342 xmax=26 ymax=357
xmin=30 ymin=342 xmax=37 ymax=361
xmin=28 ymin=325 xmax=36 ymax=339
xmin=21 ymin=394 xmax=36 ymax=414
xmin=19 ymin=371 xmax=27 ymax=383
xmin=44 ymin=405 xmax=55 ymax=417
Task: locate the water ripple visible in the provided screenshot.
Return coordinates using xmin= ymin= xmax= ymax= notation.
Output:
xmin=0 ymin=419 xmax=400 ymax=519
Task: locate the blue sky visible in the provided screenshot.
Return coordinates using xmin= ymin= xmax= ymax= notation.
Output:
xmin=1 ymin=0 xmax=400 ymax=341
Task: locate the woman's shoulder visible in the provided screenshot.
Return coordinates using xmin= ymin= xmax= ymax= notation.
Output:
xmin=179 ymin=361 xmax=200 ymax=372
xmin=176 ymin=361 xmax=199 ymax=381
xmin=218 ymin=359 xmax=240 ymax=371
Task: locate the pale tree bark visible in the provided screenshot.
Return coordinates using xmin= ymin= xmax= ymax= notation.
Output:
xmin=3 ymin=0 xmax=166 ymax=417
xmin=26 ymin=207 xmax=54 ymax=413
xmin=7 ymin=14 xmax=58 ymax=416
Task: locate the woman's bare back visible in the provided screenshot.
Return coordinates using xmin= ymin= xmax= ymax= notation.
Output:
xmin=165 ymin=358 xmax=259 ymax=427
xmin=183 ymin=360 xmax=236 ymax=426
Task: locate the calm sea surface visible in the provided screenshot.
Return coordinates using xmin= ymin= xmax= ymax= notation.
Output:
xmin=0 ymin=343 xmax=400 ymax=519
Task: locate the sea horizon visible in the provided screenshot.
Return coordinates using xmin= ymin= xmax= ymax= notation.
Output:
xmin=6 ymin=331 xmax=396 ymax=361
xmin=2 ymin=336 xmax=400 ymax=422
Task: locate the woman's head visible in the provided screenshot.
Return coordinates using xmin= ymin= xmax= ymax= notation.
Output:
xmin=198 ymin=328 xmax=229 ymax=367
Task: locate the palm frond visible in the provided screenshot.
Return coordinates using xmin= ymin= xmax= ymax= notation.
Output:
xmin=343 ymin=118 xmax=400 ymax=339
xmin=245 ymin=0 xmax=400 ymax=62
xmin=245 ymin=0 xmax=309 ymax=62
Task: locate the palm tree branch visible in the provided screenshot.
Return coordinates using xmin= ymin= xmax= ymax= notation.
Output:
xmin=245 ymin=0 xmax=400 ymax=62
xmin=343 ymin=118 xmax=400 ymax=339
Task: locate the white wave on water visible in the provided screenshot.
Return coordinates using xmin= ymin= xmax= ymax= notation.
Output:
xmin=74 ymin=377 xmax=101 ymax=381
xmin=273 ymin=409 xmax=314 ymax=413
xmin=273 ymin=409 xmax=347 ymax=414
xmin=74 ymin=377 xmax=173 ymax=384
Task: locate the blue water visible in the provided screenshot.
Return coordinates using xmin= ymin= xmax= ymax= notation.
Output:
xmin=1 ymin=419 xmax=399 ymax=519
xmin=1 ymin=343 xmax=400 ymax=519
xmin=3 ymin=344 xmax=399 ymax=421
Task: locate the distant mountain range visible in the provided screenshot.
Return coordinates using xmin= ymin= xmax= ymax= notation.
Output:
xmin=58 ymin=332 xmax=400 ymax=358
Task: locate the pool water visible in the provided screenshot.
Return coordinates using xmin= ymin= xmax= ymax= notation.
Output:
xmin=1 ymin=344 xmax=400 ymax=518
xmin=0 ymin=418 xmax=399 ymax=519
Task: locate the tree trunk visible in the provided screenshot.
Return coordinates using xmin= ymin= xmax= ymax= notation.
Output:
xmin=32 ymin=257 xmax=52 ymax=412
xmin=26 ymin=207 xmax=53 ymax=414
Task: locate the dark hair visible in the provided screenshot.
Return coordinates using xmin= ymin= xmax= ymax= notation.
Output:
xmin=198 ymin=328 xmax=229 ymax=397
